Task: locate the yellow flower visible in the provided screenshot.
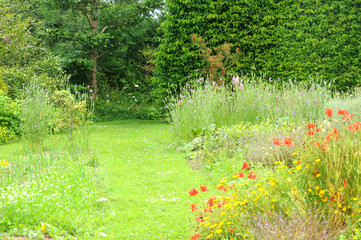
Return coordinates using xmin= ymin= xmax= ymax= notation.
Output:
xmin=210 ymin=224 xmax=217 ymax=229
xmin=353 ymin=198 xmax=358 ymax=201
xmin=316 ymin=173 xmax=321 ymax=177
xmin=206 ymin=234 xmax=213 ymax=239
xmin=215 ymin=228 xmax=223 ymax=234
xmin=221 ymin=212 xmax=226 ymax=216
xmin=319 ymin=190 xmax=325 ymax=197
xmin=296 ymin=165 xmax=302 ymax=171
xmin=315 ymin=159 xmax=320 ymax=163
xmin=40 ymin=223 xmax=46 ymax=232
xmin=343 ymin=207 xmax=347 ymax=212
xmin=315 ymin=186 xmax=320 ymax=190
xmin=292 ymin=152 xmax=298 ymax=155
xmin=335 ymin=210 xmax=339 ymax=214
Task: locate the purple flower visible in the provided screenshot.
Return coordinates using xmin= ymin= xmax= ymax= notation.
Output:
xmin=90 ymin=90 xmax=94 ymax=92
xmin=35 ymin=125 xmax=37 ymax=128
xmin=165 ymin=105 xmax=169 ymax=108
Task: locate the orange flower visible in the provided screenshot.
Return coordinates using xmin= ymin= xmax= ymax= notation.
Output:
xmin=189 ymin=188 xmax=199 ymax=196
xmin=200 ymin=186 xmax=209 ymax=192
xmin=312 ymin=142 xmax=321 ymax=146
xmin=337 ymin=109 xmax=349 ymax=116
xmin=238 ymin=172 xmax=245 ymax=178
xmin=333 ymin=128 xmax=340 ymax=138
xmin=348 ymin=122 xmax=361 ymax=131
xmin=273 ymin=138 xmax=281 ymax=146
xmin=307 ymin=123 xmax=316 ymax=129
xmin=204 ymin=207 xmax=212 ymax=213
xmin=307 ymin=130 xmax=314 ymax=135
xmin=343 ymin=180 xmax=347 ymax=188
xmin=342 ymin=114 xmax=353 ymax=121
xmin=242 ymin=162 xmax=250 ymax=170
xmin=207 ymin=196 xmax=216 ymax=207
xmin=248 ymin=172 xmax=257 ymax=180
xmin=316 ymin=127 xmax=321 ymax=132
xmin=191 ymin=233 xmax=200 ymax=240
xmin=191 ymin=204 xmax=198 ymax=211
xmin=283 ymin=137 xmax=293 ymax=147
xmin=325 ymin=108 xmax=333 ymax=117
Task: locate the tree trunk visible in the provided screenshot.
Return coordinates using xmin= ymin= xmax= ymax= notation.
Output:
xmin=89 ymin=0 xmax=99 ymax=95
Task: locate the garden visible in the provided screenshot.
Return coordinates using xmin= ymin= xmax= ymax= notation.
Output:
xmin=1 ymin=0 xmax=361 ymax=239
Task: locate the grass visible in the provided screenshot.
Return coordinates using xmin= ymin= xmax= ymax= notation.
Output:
xmin=90 ymin=120 xmax=215 ymax=239
xmin=0 ymin=120 xmax=215 ymax=239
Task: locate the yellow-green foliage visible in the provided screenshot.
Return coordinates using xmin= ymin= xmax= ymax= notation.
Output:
xmin=189 ymin=108 xmax=361 ymax=239
xmin=51 ymin=90 xmax=87 ymax=132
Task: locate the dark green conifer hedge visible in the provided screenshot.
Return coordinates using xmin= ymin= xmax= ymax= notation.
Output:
xmin=155 ymin=0 xmax=361 ymax=94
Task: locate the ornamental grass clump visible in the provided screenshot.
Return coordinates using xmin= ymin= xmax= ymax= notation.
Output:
xmin=168 ymin=75 xmax=329 ymax=142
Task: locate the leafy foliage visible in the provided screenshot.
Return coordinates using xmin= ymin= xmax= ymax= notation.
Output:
xmin=156 ymin=0 xmax=361 ymax=96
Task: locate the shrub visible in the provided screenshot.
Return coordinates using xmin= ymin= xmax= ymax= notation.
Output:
xmin=156 ymin=0 xmax=361 ymax=94
xmin=0 ymin=91 xmax=20 ymax=144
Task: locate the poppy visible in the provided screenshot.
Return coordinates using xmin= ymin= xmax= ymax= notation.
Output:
xmin=316 ymin=127 xmax=321 ymax=132
xmin=348 ymin=122 xmax=361 ymax=131
xmin=200 ymin=186 xmax=209 ymax=192
xmin=191 ymin=233 xmax=200 ymax=240
xmin=307 ymin=130 xmax=314 ymax=135
xmin=342 ymin=114 xmax=353 ymax=121
xmin=238 ymin=172 xmax=245 ymax=178
xmin=242 ymin=162 xmax=250 ymax=170
xmin=189 ymin=188 xmax=199 ymax=196
xmin=191 ymin=204 xmax=198 ymax=211
xmin=248 ymin=172 xmax=257 ymax=180
xmin=207 ymin=196 xmax=216 ymax=207
xmin=337 ymin=109 xmax=349 ymax=116
xmin=325 ymin=108 xmax=333 ymax=117
xmin=312 ymin=142 xmax=321 ymax=146
xmin=273 ymin=138 xmax=281 ymax=146
xmin=283 ymin=137 xmax=293 ymax=147
xmin=307 ymin=123 xmax=316 ymax=129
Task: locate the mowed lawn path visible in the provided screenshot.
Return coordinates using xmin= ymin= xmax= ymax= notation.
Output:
xmin=91 ymin=120 xmax=209 ymax=239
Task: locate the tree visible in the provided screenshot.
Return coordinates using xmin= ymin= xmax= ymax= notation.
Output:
xmin=30 ymin=0 xmax=164 ymax=94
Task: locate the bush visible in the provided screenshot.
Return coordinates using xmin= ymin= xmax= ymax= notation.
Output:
xmin=0 ymin=91 xmax=20 ymax=144
xmin=156 ymin=0 xmax=361 ymax=94
xmin=94 ymin=88 xmax=164 ymax=121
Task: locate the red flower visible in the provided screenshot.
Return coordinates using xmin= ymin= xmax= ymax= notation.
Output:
xmin=238 ymin=172 xmax=245 ymax=178
xmin=204 ymin=207 xmax=212 ymax=213
xmin=348 ymin=122 xmax=361 ymax=131
xmin=312 ymin=142 xmax=321 ymax=146
xmin=307 ymin=130 xmax=314 ymax=135
xmin=189 ymin=188 xmax=199 ymax=196
xmin=207 ymin=196 xmax=216 ymax=207
xmin=333 ymin=128 xmax=340 ymax=138
xmin=242 ymin=162 xmax=250 ymax=170
xmin=337 ymin=109 xmax=349 ymax=116
xmin=191 ymin=204 xmax=198 ymax=212
xmin=195 ymin=215 xmax=204 ymax=222
xmin=200 ymin=186 xmax=208 ymax=192
xmin=343 ymin=180 xmax=347 ymax=188
xmin=314 ymin=170 xmax=320 ymax=176
xmin=342 ymin=114 xmax=353 ymax=121
xmin=191 ymin=233 xmax=200 ymax=240
xmin=248 ymin=172 xmax=257 ymax=180
xmin=326 ymin=108 xmax=333 ymax=117
xmin=316 ymin=127 xmax=321 ymax=132
xmin=283 ymin=137 xmax=293 ymax=147
xmin=307 ymin=123 xmax=316 ymax=129
xmin=273 ymin=138 xmax=281 ymax=146
xmin=230 ymin=227 xmax=236 ymax=233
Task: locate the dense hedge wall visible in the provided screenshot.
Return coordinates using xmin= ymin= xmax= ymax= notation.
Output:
xmin=154 ymin=0 xmax=361 ymax=94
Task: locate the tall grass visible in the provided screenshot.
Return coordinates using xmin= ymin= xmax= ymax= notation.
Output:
xmin=168 ymin=75 xmax=330 ymax=141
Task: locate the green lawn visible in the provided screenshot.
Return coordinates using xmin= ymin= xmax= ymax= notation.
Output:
xmin=90 ymin=120 xmax=211 ymax=239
